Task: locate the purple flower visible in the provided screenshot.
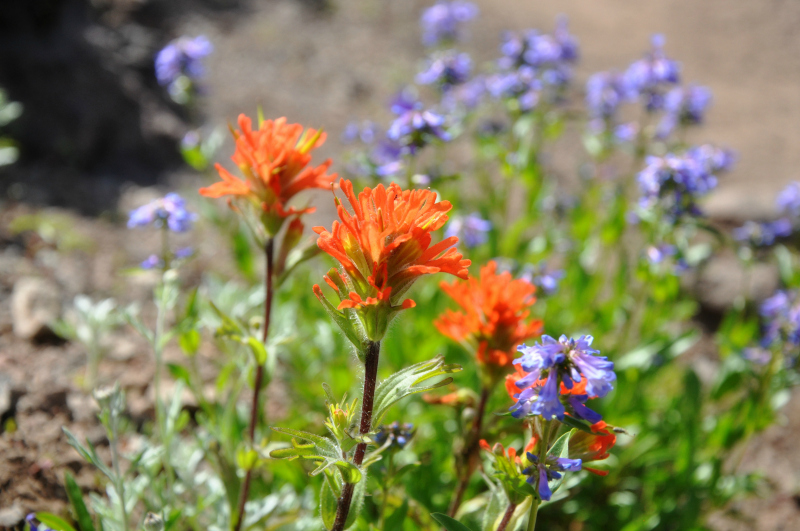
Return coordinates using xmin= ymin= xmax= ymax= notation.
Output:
xmin=624 ymin=34 xmax=680 ymax=111
xmin=341 ymin=120 xmax=381 ymax=145
xmin=387 ymin=109 xmax=451 ymax=153
xmin=637 ymin=146 xmax=732 ymax=221
xmin=776 ymin=181 xmax=800 ymax=217
xmin=657 ymin=85 xmax=712 ymax=138
xmin=487 ymin=68 xmax=542 ymax=112
xmin=733 ymin=219 xmax=793 ymax=246
xmin=758 ymin=290 xmax=800 ymax=348
xmin=420 ymin=1 xmax=479 ymax=47
xmin=586 ymin=72 xmax=629 ymax=120
xmin=743 ymin=347 xmax=772 ymax=366
xmin=523 ymin=453 xmax=582 ymax=501
xmin=141 ymin=254 xmax=163 ymax=270
xmin=646 ymin=244 xmax=677 ymax=264
xmin=374 ymin=421 xmax=415 ymax=449
xmin=417 ymin=51 xmax=473 ymax=91
xmin=128 ymin=193 xmax=197 ymax=233
xmin=512 ymin=334 xmax=615 ymax=421
xmin=155 ymin=36 xmax=213 ymax=88
xmin=441 ymin=76 xmax=487 ymax=111
xmin=522 ymin=262 xmax=565 ymax=295
xmin=445 ymin=213 xmax=492 ymax=248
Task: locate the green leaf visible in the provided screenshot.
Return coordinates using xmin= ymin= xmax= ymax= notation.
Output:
xmin=320 ymin=476 xmax=339 ymax=530
xmin=178 ymin=329 xmax=200 ymax=356
xmin=546 ymin=430 xmax=572 ymax=496
xmin=64 ymin=472 xmax=94 ymax=531
xmin=232 ymin=229 xmax=256 ymax=280
xmin=35 ymin=513 xmax=77 ymax=531
xmin=335 ymin=461 xmax=363 ymax=484
xmin=372 ymin=355 xmax=462 ymax=427
xmin=166 ymin=363 xmax=192 ymax=386
xmin=560 ymin=415 xmax=595 ymax=434
xmin=430 ymin=513 xmax=476 ymax=531
xmin=269 ymin=426 xmax=347 ymax=477
xmin=62 ymin=428 xmax=113 ymax=480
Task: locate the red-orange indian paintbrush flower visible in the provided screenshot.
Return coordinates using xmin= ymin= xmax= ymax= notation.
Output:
xmin=435 ymin=260 xmax=543 ymax=372
xmin=199 ymin=114 xmax=336 ymax=235
xmin=313 ymin=178 xmax=470 ymax=342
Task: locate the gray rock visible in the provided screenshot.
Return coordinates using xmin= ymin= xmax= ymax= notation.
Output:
xmin=11 ymin=277 xmax=62 ymax=340
xmin=0 ymin=502 xmax=24 ymax=527
xmin=693 ymin=255 xmax=779 ymax=311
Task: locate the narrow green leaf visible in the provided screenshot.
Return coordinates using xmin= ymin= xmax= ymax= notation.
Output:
xmin=64 ymin=472 xmax=94 ymax=531
xmin=166 ymin=363 xmax=192 ymax=386
xmin=246 ymin=336 xmax=268 ymax=365
xmin=430 ymin=513 xmax=476 ymax=531
xmin=546 ymin=430 xmax=572 ymax=496
xmin=35 ymin=513 xmax=77 ymax=531
xmin=320 ymin=476 xmax=339 ymax=530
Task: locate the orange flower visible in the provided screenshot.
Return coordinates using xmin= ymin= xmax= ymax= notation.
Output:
xmin=435 ymin=261 xmax=543 ymax=370
xmin=199 ymin=114 xmax=336 ymax=234
xmin=568 ymin=421 xmax=617 ymax=476
xmin=313 ymin=178 xmax=470 ymax=341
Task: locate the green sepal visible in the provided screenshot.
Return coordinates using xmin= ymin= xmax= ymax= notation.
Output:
xmin=560 ymin=415 xmax=595 ymax=434
xmin=372 ymin=355 xmax=462 ymax=427
xmin=314 ymin=286 xmax=365 ymax=351
xmin=335 ymin=460 xmax=363 ymax=484
xmin=546 ymin=430 xmax=573 ymax=496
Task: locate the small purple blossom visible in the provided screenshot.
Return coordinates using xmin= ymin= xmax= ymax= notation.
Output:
xmin=522 ymin=262 xmax=565 ymax=296
xmin=646 ymin=244 xmax=677 ymax=264
xmin=441 ymin=76 xmax=486 ymax=111
xmin=155 ymin=36 xmax=213 ymax=99
xmin=341 ymin=120 xmax=381 ymax=145
xmin=374 ymin=421 xmax=415 ymax=449
xmin=776 ymin=181 xmax=800 ymax=217
xmin=523 ymin=453 xmax=582 ymax=501
xmin=387 ymin=108 xmax=451 ymax=153
xmin=733 ymin=219 xmax=793 ymax=247
xmin=624 ymin=35 xmax=680 ymax=111
xmin=141 ymin=255 xmax=163 ymax=270
xmin=128 ymin=193 xmax=197 ymax=233
xmin=759 ymin=290 xmax=800 ymax=347
xmin=586 ymin=72 xmax=629 ymax=120
xmin=417 ymin=50 xmax=473 ymax=91
xmin=445 ymin=213 xmax=492 ymax=248
xmin=420 ymin=1 xmax=479 ymax=47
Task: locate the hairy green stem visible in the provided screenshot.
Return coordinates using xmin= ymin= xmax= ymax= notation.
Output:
xmin=331 ymin=340 xmax=381 ymax=531
xmin=233 ymin=238 xmax=275 ymax=531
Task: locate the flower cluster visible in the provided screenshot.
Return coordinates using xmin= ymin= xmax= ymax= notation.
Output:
xmin=585 ymin=71 xmax=637 ymax=142
xmin=199 ymin=114 xmax=336 ymax=235
xmin=656 ymin=85 xmax=712 ymax=138
xmin=420 ymin=0 xmax=479 ymax=47
xmin=488 ymin=18 xmax=578 ymax=110
xmin=155 ymin=35 xmax=213 ymax=103
xmin=314 ymin=179 xmax=470 ymax=341
xmin=417 ymin=50 xmax=473 ymax=92
xmin=521 ymin=262 xmax=565 ymax=296
xmin=435 ymin=261 xmax=542 ymax=370
xmin=387 ymin=98 xmax=451 ymax=154
xmin=759 ymin=290 xmax=800 ymax=348
xmin=508 ymin=335 xmax=615 ymax=422
xmin=637 ymin=145 xmax=733 ymax=221
xmin=623 ymin=34 xmax=680 ymax=112
xmin=444 ymin=213 xmax=492 ymax=248
xmin=374 ymin=421 xmax=415 ymax=449
xmin=734 ymin=181 xmax=799 ymax=247
xmin=128 ymin=193 xmax=197 ymax=233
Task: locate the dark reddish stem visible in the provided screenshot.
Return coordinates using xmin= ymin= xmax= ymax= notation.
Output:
xmin=233 ymin=238 xmax=274 ymax=531
xmin=331 ymin=340 xmax=381 ymax=531
xmin=496 ymin=502 xmax=518 ymax=531
xmin=449 ymin=385 xmax=491 ymax=516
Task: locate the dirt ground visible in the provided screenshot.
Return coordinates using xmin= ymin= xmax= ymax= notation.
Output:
xmin=2 ymin=0 xmax=800 ymax=529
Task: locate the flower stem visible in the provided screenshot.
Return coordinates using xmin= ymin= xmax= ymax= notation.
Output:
xmin=496 ymin=502 xmax=518 ymax=531
xmin=233 ymin=238 xmax=275 ymax=531
xmin=331 ymin=340 xmax=381 ymax=531
xmin=448 ymin=385 xmax=491 ymax=516
xmin=526 ymin=498 xmax=540 ymax=531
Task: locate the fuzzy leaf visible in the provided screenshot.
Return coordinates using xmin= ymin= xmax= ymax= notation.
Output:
xmin=335 ymin=461 xmax=362 ymax=484
xmin=320 ymin=476 xmax=338 ymax=530
xmin=372 ymin=355 xmax=462 ymax=426
xmin=270 ymin=426 xmax=349 ymax=477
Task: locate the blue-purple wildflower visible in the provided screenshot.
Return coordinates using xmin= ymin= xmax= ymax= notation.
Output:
xmin=510 ymin=335 xmax=616 ymax=422
xmin=624 ymin=34 xmax=680 ymax=112
xmin=417 ymin=50 xmax=473 ymax=91
xmin=387 ymin=108 xmax=451 ymax=153
xmin=445 ymin=213 xmax=492 ymax=248
xmin=128 ymin=193 xmax=197 ymax=233
xmin=776 ymin=181 xmax=800 ymax=217
xmin=374 ymin=421 xmax=415 ymax=449
xmin=733 ymin=219 xmax=793 ymax=247
xmin=522 ymin=262 xmax=565 ymax=296
xmin=523 ymin=453 xmax=582 ymax=501
xmin=656 ymin=85 xmax=712 ymax=138
xmin=637 ymin=146 xmax=733 ymax=221
xmin=760 ymin=290 xmax=800 ymax=347
xmin=155 ymin=36 xmax=213 ymax=100
xmin=441 ymin=76 xmax=487 ymax=111
xmin=420 ymin=1 xmax=479 ymax=47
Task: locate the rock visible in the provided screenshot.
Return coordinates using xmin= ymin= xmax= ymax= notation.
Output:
xmin=11 ymin=277 xmax=62 ymax=340
xmin=0 ymin=377 xmax=10 ymax=418
xmin=0 ymin=502 xmax=24 ymax=527
xmin=692 ymin=255 xmax=779 ymax=311
xmin=67 ymin=392 xmax=99 ymax=423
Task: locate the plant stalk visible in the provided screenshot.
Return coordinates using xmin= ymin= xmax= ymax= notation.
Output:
xmin=526 ymin=498 xmax=540 ymax=531
xmin=448 ymin=385 xmax=491 ymax=516
xmin=331 ymin=340 xmax=381 ymax=531
xmin=233 ymin=238 xmax=275 ymax=531
xmin=497 ymin=502 xmax=518 ymax=531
